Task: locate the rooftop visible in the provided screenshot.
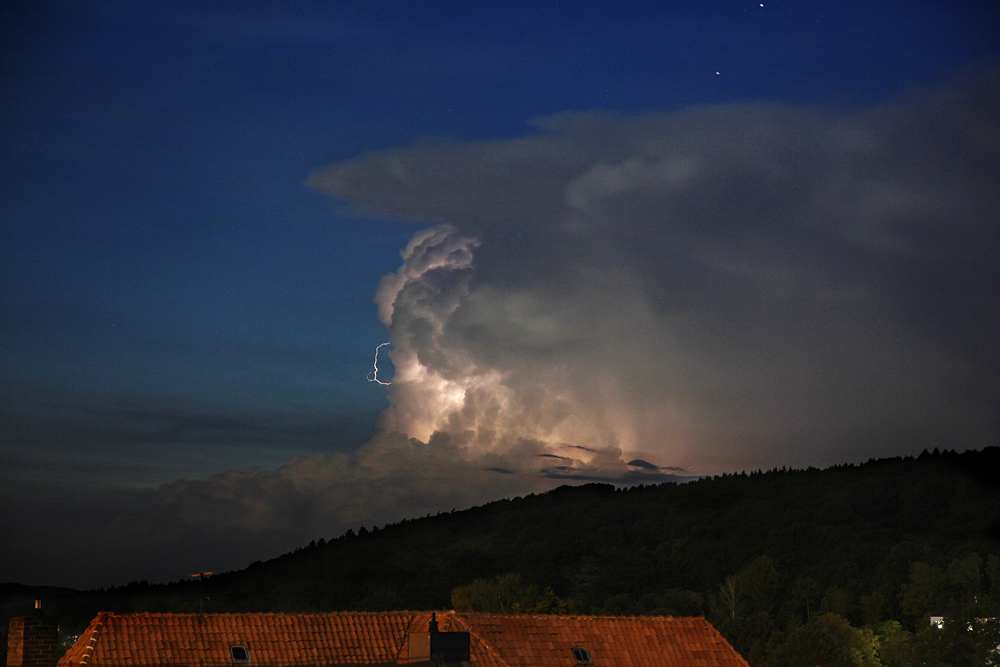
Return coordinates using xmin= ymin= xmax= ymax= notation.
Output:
xmin=59 ymin=611 xmax=748 ymax=667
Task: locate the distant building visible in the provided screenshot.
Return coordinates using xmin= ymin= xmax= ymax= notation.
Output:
xmin=10 ymin=609 xmax=749 ymax=667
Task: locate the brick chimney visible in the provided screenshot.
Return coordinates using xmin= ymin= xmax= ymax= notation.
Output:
xmin=7 ymin=601 xmax=61 ymax=667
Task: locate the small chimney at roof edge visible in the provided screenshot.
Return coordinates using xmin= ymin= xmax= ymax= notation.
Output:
xmin=7 ymin=602 xmax=61 ymax=667
xmin=408 ymin=613 xmax=470 ymax=664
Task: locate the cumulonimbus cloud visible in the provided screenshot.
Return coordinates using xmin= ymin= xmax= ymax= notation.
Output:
xmin=310 ymin=70 xmax=998 ymax=468
xmin=149 ymin=71 xmax=999 ymax=556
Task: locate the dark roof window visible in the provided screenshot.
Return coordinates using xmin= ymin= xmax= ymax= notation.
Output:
xmin=571 ymin=647 xmax=591 ymax=664
xmin=230 ymin=645 xmax=249 ymax=663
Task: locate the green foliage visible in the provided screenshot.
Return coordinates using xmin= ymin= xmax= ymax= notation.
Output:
xmin=948 ymin=552 xmax=983 ymax=606
xmin=718 ymin=612 xmax=781 ymax=667
xmin=873 ymin=618 xmax=910 ymax=666
xmin=740 ymin=556 xmax=781 ymax=616
xmin=900 ymin=561 xmax=947 ymax=623
xmin=651 ymin=588 xmax=705 ymax=617
xmin=707 ymin=557 xmax=784 ymax=664
xmin=821 ymin=585 xmax=854 ymax=619
xmin=768 ymin=613 xmax=881 ymax=667
xmin=709 ymin=557 xmax=779 ymax=621
xmin=788 ymin=576 xmax=820 ymax=623
xmin=451 ymin=573 xmax=568 ymax=614
xmin=880 ymin=611 xmax=1000 ymax=667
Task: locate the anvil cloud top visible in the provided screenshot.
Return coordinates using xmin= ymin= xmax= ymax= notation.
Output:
xmin=1 ymin=0 xmax=998 ymax=588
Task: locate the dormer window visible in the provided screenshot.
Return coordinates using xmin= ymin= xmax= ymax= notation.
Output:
xmin=571 ymin=647 xmax=591 ymax=664
xmin=230 ymin=645 xmax=250 ymax=663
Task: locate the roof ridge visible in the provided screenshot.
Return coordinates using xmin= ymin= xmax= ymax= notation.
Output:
xmin=458 ymin=612 xmax=704 ymax=621
xmin=76 ymin=611 xmax=109 ymax=667
xmin=448 ymin=612 xmax=512 ymax=667
xmin=89 ymin=610 xmax=425 ymax=618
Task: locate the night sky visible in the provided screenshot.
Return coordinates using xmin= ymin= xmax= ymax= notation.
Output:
xmin=2 ymin=1 xmax=998 ymax=588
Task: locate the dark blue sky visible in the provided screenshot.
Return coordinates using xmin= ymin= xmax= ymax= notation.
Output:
xmin=2 ymin=0 xmax=998 ymax=587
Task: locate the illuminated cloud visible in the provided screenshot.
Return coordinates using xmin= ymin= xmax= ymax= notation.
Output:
xmin=35 ymin=72 xmax=990 ymax=581
xmin=310 ymin=71 xmax=999 ymax=476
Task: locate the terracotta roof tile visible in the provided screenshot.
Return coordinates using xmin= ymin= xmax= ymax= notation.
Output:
xmin=58 ymin=611 xmax=747 ymax=667
xmin=450 ymin=613 xmax=748 ymax=667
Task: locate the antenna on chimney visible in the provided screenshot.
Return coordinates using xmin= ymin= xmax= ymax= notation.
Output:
xmin=191 ymin=571 xmax=213 ymax=613
xmin=428 ymin=612 xmax=439 ymax=634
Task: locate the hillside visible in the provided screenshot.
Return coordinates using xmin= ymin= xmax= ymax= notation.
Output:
xmin=4 ymin=447 xmax=1000 ymax=665
xmin=206 ymin=447 xmax=1000 ymax=616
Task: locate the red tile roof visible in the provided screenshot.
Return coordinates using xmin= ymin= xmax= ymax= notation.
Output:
xmin=452 ymin=614 xmax=748 ymax=667
xmin=58 ymin=611 xmax=748 ymax=667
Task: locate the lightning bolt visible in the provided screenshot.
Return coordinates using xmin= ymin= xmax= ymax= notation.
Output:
xmin=367 ymin=342 xmax=392 ymax=385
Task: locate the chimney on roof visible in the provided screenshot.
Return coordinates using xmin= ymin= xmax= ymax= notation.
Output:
xmin=7 ymin=602 xmax=62 ymax=667
xmin=408 ymin=614 xmax=470 ymax=665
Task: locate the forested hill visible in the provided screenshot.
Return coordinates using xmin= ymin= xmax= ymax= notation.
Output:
xmin=212 ymin=447 xmax=999 ymax=615
xmin=6 ymin=447 xmax=1000 ymax=663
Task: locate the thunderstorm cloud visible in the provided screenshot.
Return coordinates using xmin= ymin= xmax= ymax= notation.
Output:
xmin=10 ymin=73 xmax=995 ymax=585
xmin=308 ymin=71 xmax=998 ymax=474
xmin=190 ymin=71 xmax=998 ymax=552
